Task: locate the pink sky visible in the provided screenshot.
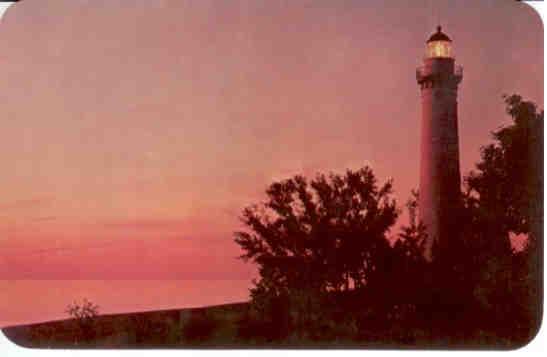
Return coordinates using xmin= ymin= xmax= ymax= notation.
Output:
xmin=0 ymin=0 xmax=542 ymax=325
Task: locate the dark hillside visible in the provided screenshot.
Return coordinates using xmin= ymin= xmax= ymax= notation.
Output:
xmin=2 ymin=302 xmax=249 ymax=348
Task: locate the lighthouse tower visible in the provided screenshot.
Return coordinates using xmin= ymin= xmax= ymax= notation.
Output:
xmin=416 ymin=26 xmax=463 ymax=261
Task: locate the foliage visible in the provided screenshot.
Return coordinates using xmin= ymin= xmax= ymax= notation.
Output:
xmin=235 ymin=166 xmax=399 ymax=295
xmin=234 ymin=166 xmax=433 ymax=340
xmin=462 ymin=94 xmax=543 ymax=339
xmin=390 ymin=190 xmax=429 ymax=304
xmin=66 ymin=299 xmax=100 ymax=322
xmin=65 ymin=298 xmax=100 ymax=343
xmin=465 ymin=94 xmax=543 ymax=247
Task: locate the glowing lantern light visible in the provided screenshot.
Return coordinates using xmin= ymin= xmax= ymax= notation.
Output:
xmin=426 ymin=26 xmax=453 ymax=58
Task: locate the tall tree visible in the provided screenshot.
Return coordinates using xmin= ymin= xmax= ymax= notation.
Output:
xmin=465 ymin=94 xmax=543 ymax=251
xmin=235 ymin=166 xmax=398 ymax=294
xmin=463 ymin=94 xmax=543 ymax=340
xmin=234 ymin=167 xmax=399 ymax=338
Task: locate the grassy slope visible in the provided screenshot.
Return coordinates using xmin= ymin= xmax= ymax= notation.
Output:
xmin=2 ymin=301 xmax=522 ymax=349
xmin=2 ymin=302 xmax=250 ymax=349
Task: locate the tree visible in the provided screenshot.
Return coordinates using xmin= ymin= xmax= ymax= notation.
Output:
xmin=394 ymin=190 xmax=427 ymax=267
xmin=463 ymin=94 xmax=543 ymax=341
xmin=65 ymin=298 xmax=100 ymax=344
xmin=234 ymin=166 xmax=399 ymax=339
xmin=391 ymin=190 xmax=429 ymax=303
xmin=465 ymin=94 xmax=542 ymax=251
xmin=235 ymin=166 xmax=398 ymax=292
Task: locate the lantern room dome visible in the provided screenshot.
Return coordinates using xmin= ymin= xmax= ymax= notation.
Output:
xmin=427 ymin=26 xmax=452 ymax=43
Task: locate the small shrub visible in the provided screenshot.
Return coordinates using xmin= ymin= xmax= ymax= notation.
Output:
xmin=65 ymin=298 xmax=99 ymax=343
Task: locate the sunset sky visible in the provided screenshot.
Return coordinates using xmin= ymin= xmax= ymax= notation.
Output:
xmin=0 ymin=0 xmax=542 ymax=326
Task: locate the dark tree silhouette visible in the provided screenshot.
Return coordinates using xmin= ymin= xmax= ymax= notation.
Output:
xmin=235 ymin=166 xmax=398 ymax=293
xmin=66 ymin=298 xmax=99 ymax=321
xmin=391 ymin=190 xmax=429 ymax=305
xmin=465 ymin=94 xmax=543 ymax=251
xmin=462 ymin=94 xmax=543 ymax=342
xmin=65 ymin=298 xmax=100 ymax=344
xmin=234 ymin=166 xmax=400 ymax=339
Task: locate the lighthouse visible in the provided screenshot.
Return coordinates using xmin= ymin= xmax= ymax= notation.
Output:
xmin=416 ymin=26 xmax=463 ymax=261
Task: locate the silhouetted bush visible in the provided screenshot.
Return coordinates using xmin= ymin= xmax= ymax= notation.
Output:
xmin=65 ymin=298 xmax=100 ymax=344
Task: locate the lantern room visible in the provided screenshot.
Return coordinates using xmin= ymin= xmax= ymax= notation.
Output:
xmin=426 ymin=26 xmax=453 ymax=58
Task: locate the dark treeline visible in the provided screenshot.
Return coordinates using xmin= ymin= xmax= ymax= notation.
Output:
xmin=234 ymin=94 xmax=543 ymax=347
